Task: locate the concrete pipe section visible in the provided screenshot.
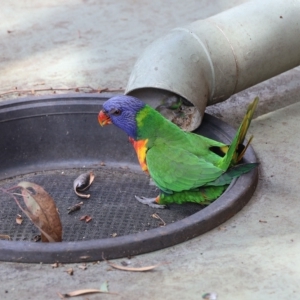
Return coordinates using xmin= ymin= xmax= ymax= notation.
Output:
xmin=126 ymin=0 xmax=300 ymax=131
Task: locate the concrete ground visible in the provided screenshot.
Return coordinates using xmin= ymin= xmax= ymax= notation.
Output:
xmin=1 ymin=1 xmax=300 ymax=299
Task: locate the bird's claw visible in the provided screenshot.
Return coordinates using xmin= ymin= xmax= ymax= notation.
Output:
xmin=135 ymin=196 xmax=166 ymax=209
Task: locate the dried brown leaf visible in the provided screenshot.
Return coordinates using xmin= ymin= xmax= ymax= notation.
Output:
xmin=107 ymin=261 xmax=160 ymax=272
xmin=65 ymin=268 xmax=74 ymax=275
xmin=17 ymin=182 xmax=62 ymax=242
xmin=73 ymin=172 xmax=95 ymax=198
xmin=78 ymin=264 xmax=87 ymax=270
xmin=85 ymin=215 xmax=92 ymax=223
xmin=52 ymin=262 xmax=59 ymax=268
xmin=0 ymin=234 xmax=11 ymax=240
xmin=80 ymin=215 xmax=92 ymax=223
xmin=58 ymin=288 xmax=116 ymax=298
xmin=67 ymin=202 xmax=83 ymax=214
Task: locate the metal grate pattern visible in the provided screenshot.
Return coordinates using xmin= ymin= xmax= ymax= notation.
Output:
xmin=0 ymin=167 xmax=203 ymax=242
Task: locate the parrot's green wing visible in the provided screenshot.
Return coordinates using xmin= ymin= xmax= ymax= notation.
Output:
xmin=146 ymin=143 xmax=224 ymax=193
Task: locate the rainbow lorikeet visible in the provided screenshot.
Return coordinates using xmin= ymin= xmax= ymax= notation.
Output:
xmin=98 ymin=95 xmax=258 ymax=208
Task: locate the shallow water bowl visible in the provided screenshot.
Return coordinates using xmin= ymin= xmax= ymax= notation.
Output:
xmin=0 ymin=94 xmax=258 ymax=263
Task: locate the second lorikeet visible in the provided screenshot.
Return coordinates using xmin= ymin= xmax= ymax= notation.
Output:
xmin=98 ymin=95 xmax=258 ymax=208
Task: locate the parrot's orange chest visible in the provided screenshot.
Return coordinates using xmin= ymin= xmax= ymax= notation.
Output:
xmin=128 ymin=137 xmax=149 ymax=173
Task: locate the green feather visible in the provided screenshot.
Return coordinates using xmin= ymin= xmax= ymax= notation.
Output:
xmin=204 ymin=163 xmax=259 ymax=187
xmin=159 ymin=186 xmax=227 ymax=205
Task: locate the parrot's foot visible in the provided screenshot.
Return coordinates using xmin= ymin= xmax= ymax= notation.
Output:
xmin=135 ymin=196 xmax=166 ymax=209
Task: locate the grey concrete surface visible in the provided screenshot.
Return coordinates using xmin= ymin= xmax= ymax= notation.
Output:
xmin=1 ymin=1 xmax=300 ymax=300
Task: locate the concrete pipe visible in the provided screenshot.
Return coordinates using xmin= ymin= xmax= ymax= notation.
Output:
xmin=125 ymin=0 xmax=300 ymax=131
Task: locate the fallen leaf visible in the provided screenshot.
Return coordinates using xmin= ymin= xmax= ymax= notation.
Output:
xmin=78 ymin=264 xmax=87 ymax=270
xmin=67 ymin=202 xmax=83 ymax=214
xmin=52 ymin=262 xmax=59 ymax=268
xmin=85 ymin=215 xmax=92 ymax=223
xmin=64 ymin=268 xmax=74 ymax=275
xmin=15 ymin=182 xmax=62 ymax=242
xmin=16 ymin=214 xmax=23 ymax=225
xmin=57 ymin=288 xmax=117 ymax=299
xmin=73 ymin=172 xmax=95 ymax=198
xmin=0 ymin=234 xmax=10 ymax=240
xmin=107 ymin=261 xmax=160 ymax=272
xmin=80 ymin=215 xmax=92 ymax=223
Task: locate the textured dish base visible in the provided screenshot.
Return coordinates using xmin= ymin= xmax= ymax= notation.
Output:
xmin=0 ymin=167 xmax=203 ymax=242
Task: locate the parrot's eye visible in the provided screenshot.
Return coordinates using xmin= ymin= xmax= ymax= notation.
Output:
xmin=110 ymin=108 xmax=121 ymax=116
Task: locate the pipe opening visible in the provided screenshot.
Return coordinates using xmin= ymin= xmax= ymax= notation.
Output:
xmin=127 ymin=87 xmax=202 ymax=131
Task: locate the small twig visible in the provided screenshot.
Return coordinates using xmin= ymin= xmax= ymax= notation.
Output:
xmin=0 ymin=86 xmax=124 ymax=97
xmin=5 ymin=185 xmax=21 ymax=191
xmin=151 ymin=213 xmax=166 ymax=226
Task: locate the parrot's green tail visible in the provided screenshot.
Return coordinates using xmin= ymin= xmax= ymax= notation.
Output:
xmin=221 ymin=97 xmax=259 ymax=170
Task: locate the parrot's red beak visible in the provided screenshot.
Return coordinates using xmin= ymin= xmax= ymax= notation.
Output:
xmin=98 ymin=110 xmax=112 ymax=126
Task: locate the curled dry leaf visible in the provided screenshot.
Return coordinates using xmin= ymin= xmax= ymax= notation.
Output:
xmin=73 ymin=171 xmax=95 ymax=199
xmin=16 ymin=182 xmax=62 ymax=242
